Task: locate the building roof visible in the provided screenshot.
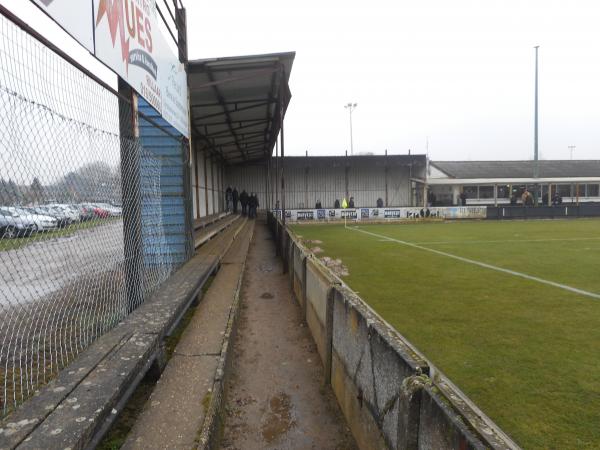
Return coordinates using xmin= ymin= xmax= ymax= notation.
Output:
xmin=188 ymin=52 xmax=295 ymax=165
xmin=431 ymin=160 xmax=600 ymax=179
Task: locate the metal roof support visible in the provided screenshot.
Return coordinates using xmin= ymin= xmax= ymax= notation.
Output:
xmin=205 ymin=67 xmax=246 ymax=160
xmin=191 ymin=98 xmax=278 ymax=108
xmin=279 ymin=63 xmax=287 ymax=273
xmin=193 ymin=101 xmax=270 ymax=122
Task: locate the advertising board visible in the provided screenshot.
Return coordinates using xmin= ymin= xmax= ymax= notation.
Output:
xmin=275 ymin=206 xmax=487 ymax=222
xmin=31 ymin=0 xmax=95 ymax=52
xmin=94 ymin=0 xmax=189 ymax=137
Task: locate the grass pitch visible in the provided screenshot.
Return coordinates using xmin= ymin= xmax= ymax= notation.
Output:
xmin=292 ymin=218 xmax=600 ymax=450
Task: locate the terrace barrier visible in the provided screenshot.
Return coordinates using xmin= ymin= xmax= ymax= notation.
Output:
xmin=487 ymin=203 xmax=600 ymax=219
xmin=268 ymin=214 xmax=520 ymax=450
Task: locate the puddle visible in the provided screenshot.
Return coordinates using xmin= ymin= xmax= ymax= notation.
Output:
xmin=259 ymin=264 xmax=273 ymax=273
xmin=260 ymin=292 xmax=274 ymax=299
xmin=261 ymin=392 xmax=295 ymax=443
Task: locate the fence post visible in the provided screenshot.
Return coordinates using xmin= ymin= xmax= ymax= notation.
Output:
xmin=118 ymin=78 xmax=143 ymax=313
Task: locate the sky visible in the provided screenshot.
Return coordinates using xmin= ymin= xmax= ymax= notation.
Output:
xmin=2 ymin=0 xmax=600 ymax=162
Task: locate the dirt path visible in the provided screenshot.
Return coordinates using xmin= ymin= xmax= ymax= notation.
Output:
xmin=221 ymin=222 xmax=357 ymax=450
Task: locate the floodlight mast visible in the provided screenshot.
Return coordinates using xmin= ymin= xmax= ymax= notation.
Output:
xmin=344 ymin=102 xmax=358 ymax=156
xmin=534 ymin=46 xmax=540 ymax=178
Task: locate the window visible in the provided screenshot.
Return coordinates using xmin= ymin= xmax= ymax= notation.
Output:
xmin=463 ymin=186 xmax=477 ymax=199
xmin=497 ymin=185 xmax=510 ymax=198
xmin=586 ymin=184 xmax=599 ymax=197
xmin=479 ymin=186 xmax=494 ymax=199
xmin=556 ymin=184 xmax=572 ymax=197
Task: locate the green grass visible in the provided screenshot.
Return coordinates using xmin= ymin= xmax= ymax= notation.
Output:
xmin=293 ymin=219 xmax=600 ymax=450
xmin=0 ymin=219 xmax=118 ymax=251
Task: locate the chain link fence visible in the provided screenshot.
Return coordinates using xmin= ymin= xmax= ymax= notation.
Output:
xmin=0 ymin=13 xmax=182 ymax=415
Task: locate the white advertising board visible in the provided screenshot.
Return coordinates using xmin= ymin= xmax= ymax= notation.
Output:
xmin=93 ymin=0 xmax=189 ymax=137
xmin=275 ymin=206 xmax=488 ymax=222
xmin=31 ymin=0 xmax=95 ymax=52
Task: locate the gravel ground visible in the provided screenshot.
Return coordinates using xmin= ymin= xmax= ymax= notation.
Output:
xmin=0 ymin=220 xmax=124 ymax=306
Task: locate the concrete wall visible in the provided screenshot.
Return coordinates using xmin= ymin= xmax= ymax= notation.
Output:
xmin=270 ymin=215 xmax=518 ymax=450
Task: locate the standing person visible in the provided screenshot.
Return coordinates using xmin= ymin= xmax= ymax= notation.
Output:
xmin=253 ymin=193 xmax=259 ymax=217
xmin=240 ymin=189 xmax=249 ymax=216
xmin=459 ymin=190 xmax=467 ymax=206
xmin=334 ymin=199 xmax=340 ymax=209
xmin=521 ymin=188 xmax=530 ymax=206
xmin=225 ymin=186 xmax=233 ymax=212
xmin=349 ymin=197 xmax=355 ymax=208
xmin=232 ymin=187 xmax=239 ymax=214
xmin=248 ymin=193 xmax=257 ymax=219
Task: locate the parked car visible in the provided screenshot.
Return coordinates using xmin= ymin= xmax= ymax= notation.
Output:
xmin=45 ymin=204 xmax=81 ymax=226
xmin=6 ymin=207 xmax=58 ymax=232
xmin=25 ymin=206 xmax=70 ymax=228
xmin=95 ymin=203 xmax=122 ymax=217
xmin=72 ymin=204 xmax=95 ymax=221
xmin=0 ymin=207 xmax=37 ymax=238
xmin=81 ymin=203 xmax=109 ymax=219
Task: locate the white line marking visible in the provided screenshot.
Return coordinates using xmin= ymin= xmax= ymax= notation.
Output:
xmin=349 ymin=226 xmax=600 ymax=300
xmin=414 ymin=237 xmax=600 ymax=245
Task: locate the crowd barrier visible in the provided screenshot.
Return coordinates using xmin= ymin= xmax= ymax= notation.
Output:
xmin=268 ymin=213 xmax=519 ymax=450
xmin=487 ymin=203 xmax=600 ymax=219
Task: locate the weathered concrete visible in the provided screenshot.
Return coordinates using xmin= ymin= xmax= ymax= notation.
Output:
xmin=291 ymin=240 xmax=306 ymax=312
xmin=0 ymin=216 xmax=246 ymax=450
xmin=122 ymin=220 xmax=254 ymax=450
xmin=220 ymin=222 xmax=357 ymax=450
xmin=305 ymin=257 xmax=337 ymax=369
xmin=330 ymin=285 xmax=428 ymax=450
xmin=272 ymin=215 xmax=521 ymax=450
xmin=195 ymin=213 xmax=239 ymax=249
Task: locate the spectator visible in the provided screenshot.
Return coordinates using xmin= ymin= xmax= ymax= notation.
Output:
xmin=552 ymin=193 xmax=562 ymax=206
xmin=248 ymin=192 xmax=259 ymax=219
xmin=510 ymin=194 xmax=517 ymax=206
xmin=376 ymin=197 xmax=384 ymax=208
xmin=349 ymin=197 xmax=355 ymax=208
xmin=240 ymin=189 xmax=249 ymax=216
xmin=459 ymin=191 xmax=467 ymax=206
xmin=522 ymin=189 xmax=533 ymax=207
xmin=232 ymin=188 xmax=239 ymax=214
xmin=315 ymin=200 xmax=322 ymax=209
xmin=542 ymin=192 xmax=549 ymax=206
xmin=225 ymin=186 xmax=233 ymax=212
xmin=334 ymin=199 xmax=340 ymax=209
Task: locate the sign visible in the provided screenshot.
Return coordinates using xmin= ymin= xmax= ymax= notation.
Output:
xmin=31 ymin=0 xmax=95 ymax=51
xmin=277 ymin=206 xmax=488 ymax=222
xmin=93 ymin=0 xmax=189 ymax=137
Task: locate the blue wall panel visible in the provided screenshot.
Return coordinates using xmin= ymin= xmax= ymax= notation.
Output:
xmin=137 ymin=97 xmax=189 ymax=266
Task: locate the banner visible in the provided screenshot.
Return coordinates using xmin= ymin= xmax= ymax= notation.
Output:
xmin=275 ymin=206 xmax=488 ymax=222
xmin=93 ymin=0 xmax=189 ymax=137
xmin=31 ymin=0 xmax=95 ymax=52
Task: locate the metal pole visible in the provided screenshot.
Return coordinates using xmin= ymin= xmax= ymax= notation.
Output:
xmin=568 ymin=145 xmax=576 ymax=160
xmin=118 ymin=78 xmax=143 ymax=313
xmin=349 ymin=107 xmax=354 ymax=156
xmin=344 ymin=103 xmax=357 ymax=156
xmin=534 ymin=46 xmax=540 ymax=178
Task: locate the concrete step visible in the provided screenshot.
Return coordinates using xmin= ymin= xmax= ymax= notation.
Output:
xmin=122 ymin=220 xmax=255 ymax=450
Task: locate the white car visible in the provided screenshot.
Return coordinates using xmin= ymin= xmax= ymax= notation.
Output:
xmin=7 ymin=207 xmax=58 ymax=232
xmin=0 ymin=208 xmax=37 ymax=238
xmin=47 ymin=204 xmax=81 ymax=223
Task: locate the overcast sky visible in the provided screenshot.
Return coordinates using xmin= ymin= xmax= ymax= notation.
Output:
xmin=3 ymin=0 xmax=600 ymax=161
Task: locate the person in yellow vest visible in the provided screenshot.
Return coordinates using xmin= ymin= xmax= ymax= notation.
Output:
xmin=341 ymin=198 xmax=348 ymax=209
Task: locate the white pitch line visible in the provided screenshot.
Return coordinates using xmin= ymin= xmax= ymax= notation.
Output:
xmin=413 ymin=237 xmax=600 ymax=246
xmin=349 ymin=226 xmax=600 ymax=300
